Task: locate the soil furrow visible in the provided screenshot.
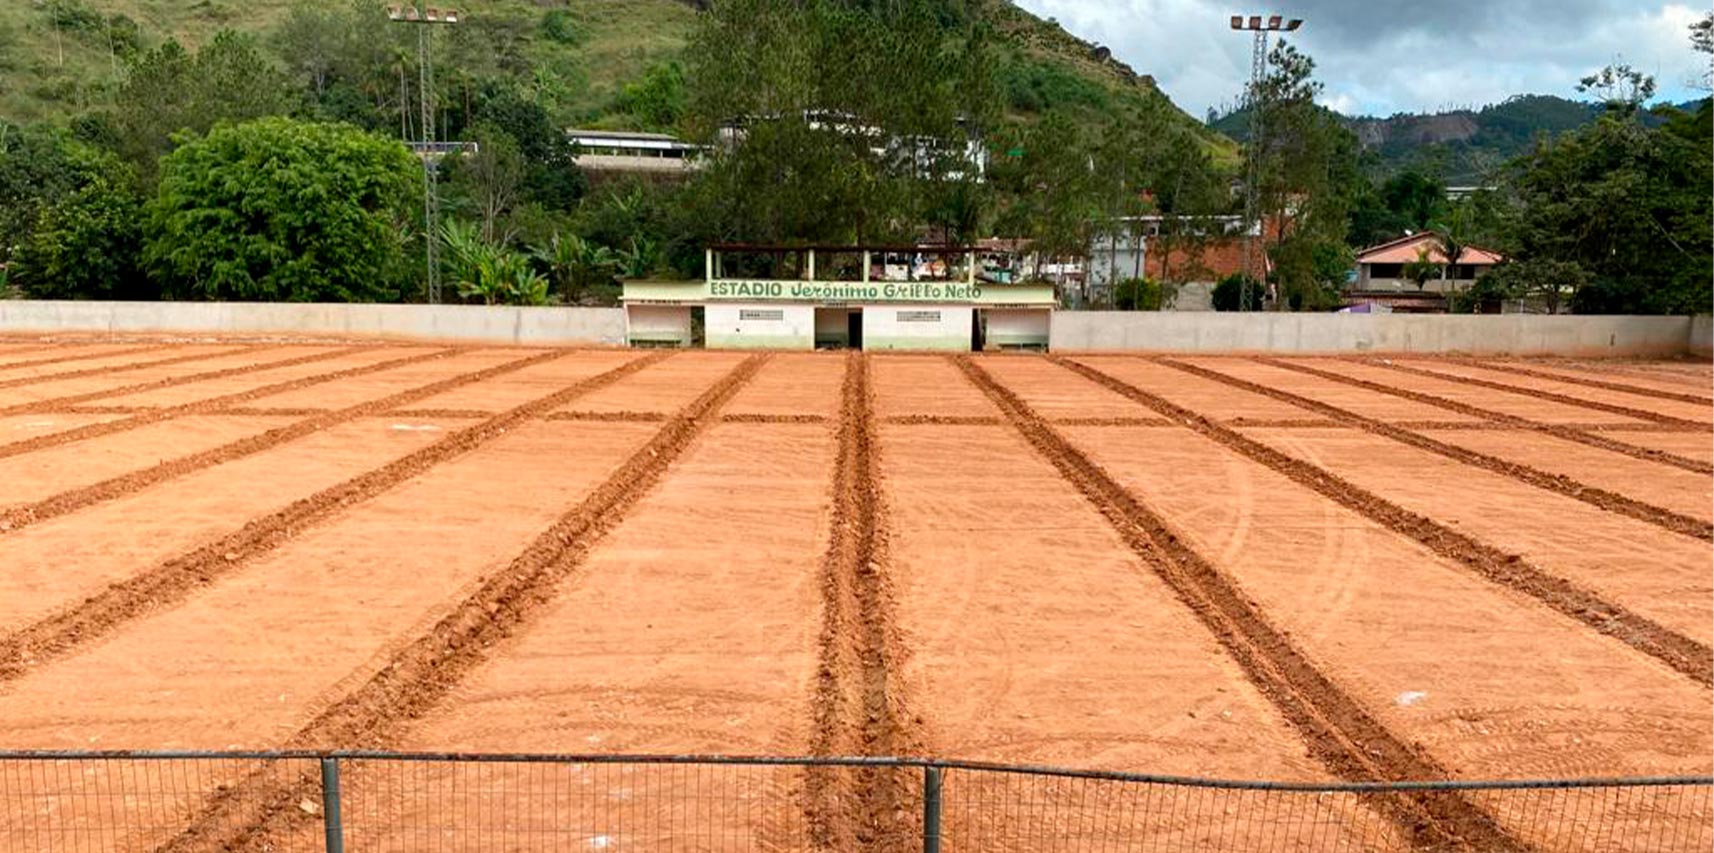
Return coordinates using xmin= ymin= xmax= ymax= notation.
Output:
xmin=1162 ymin=359 xmax=1711 ymax=541
xmin=0 ymin=348 xmax=460 ymax=460
xmin=0 ymin=345 xmax=351 ymax=414
xmin=382 ymin=407 xmax=493 ymax=419
xmin=0 ymin=349 xmax=574 ymax=534
xmin=0 ymin=344 xmax=273 ymax=394
xmin=0 ymin=343 xmax=174 ymax=372
xmin=154 ymin=354 xmax=765 ymax=853
xmin=1050 ymin=416 xmax=1176 ymax=426
xmin=807 ymin=353 xmax=915 ymax=852
xmin=880 ymin=414 xmax=1001 ymax=425
xmin=724 ymin=412 xmax=829 ymax=424
xmin=954 ymin=355 xmax=1528 ymax=853
xmin=1055 ymin=356 xmax=1713 ymax=686
xmin=1390 ymin=420 xmax=1707 ymax=432
xmin=546 ymin=409 xmax=670 ymax=422
xmin=1261 ymin=358 xmax=1713 ymax=475
xmin=0 ymin=352 xmax=671 ymax=681
xmin=1361 ymin=358 xmax=1708 ymax=429
xmin=1465 ymin=359 xmax=1714 ymax=406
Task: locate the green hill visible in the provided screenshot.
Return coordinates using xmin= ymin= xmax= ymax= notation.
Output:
xmin=0 ymin=0 xmax=1230 ymax=158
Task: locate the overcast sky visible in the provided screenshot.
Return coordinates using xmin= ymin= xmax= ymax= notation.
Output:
xmin=1013 ymin=0 xmax=1709 ymax=118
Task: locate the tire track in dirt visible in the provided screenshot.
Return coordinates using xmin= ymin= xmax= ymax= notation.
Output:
xmin=1463 ymin=358 xmax=1714 ymax=407
xmin=1361 ymin=358 xmax=1708 ymax=429
xmin=0 ymin=349 xmax=574 ymax=534
xmin=0 ymin=345 xmax=358 ymax=414
xmin=724 ymin=412 xmax=829 ymax=424
xmin=0 ymin=348 xmax=461 ymax=461
xmin=0 ymin=344 xmax=273 ymax=394
xmin=1054 ymin=356 xmax=1712 ymax=687
xmin=0 ymin=351 xmax=670 ymax=681
xmin=954 ymin=355 xmax=1528 ymax=853
xmin=807 ymin=353 xmax=917 ymax=852
xmin=1162 ymin=359 xmax=1710 ymax=541
xmin=153 ymin=354 xmax=765 ymax=853
xmin=1261 ymin=358 xmax=1713 ymax=475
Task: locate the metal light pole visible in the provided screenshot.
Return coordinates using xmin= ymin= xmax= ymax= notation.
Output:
xmin=1229 ymin=14 xmax=1302 ymax=311
xmin=388 ymin=5 xmax=460 ymax=304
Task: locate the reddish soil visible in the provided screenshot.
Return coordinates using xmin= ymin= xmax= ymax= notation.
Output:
xmin=557 ymin=351 xmax=748 ymax=415
xmin=1243 ymin=427 xmax=1713 ymax=645
xmin=1308 ymin=359 xmax=1652 ymax=426
xmin=88 ymin=346 xmax=442 ymax=408
xmin=1392 ymin=358 xmax=1713 ymax=426
xmin=870 ymin=354 xmax=996 ymax=418
xmin=0 ymin=345 xmax=1707 ymax=853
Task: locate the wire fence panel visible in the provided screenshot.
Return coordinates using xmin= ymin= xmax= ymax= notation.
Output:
xmin=0 ymin=754 xmax=319 ymax=853
xmin=0 ymin=752 xmax=1708 ymax=853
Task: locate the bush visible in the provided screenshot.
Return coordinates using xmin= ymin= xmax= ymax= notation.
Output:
xmin=145 ymin=117 xmax=421 ymax=302
xmin=539 ymin=9 xmax=585 ymax=46
xmin=1113 ymin=277 xmax=1164 ymax=310
xmin=11 ymin=176 xmax=153 ymax=300
xmin=1211 ymin=273 xmax=1263 ymax=311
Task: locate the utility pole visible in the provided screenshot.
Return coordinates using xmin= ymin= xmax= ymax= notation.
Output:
xmin=1229 ymin=14 xmax=1302 ymax=311
xmin=387 ymin=5 xmax=460 ymax=304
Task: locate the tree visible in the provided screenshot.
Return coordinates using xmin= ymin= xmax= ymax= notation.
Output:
xmin=109 ymin=32 xmax=296 ymax=183
xmin=1576 ymin=64 xmax=1656 ymax=117
xmin=531 ymin=233 xmax=618 ymax=302
xmin=1401 ymin=247 xmax=1441 ymax=291
xmin=1212 ymin=273 xmax=1264 ymax=311
xmin=1249 ymin=41 xmax=1360 ymax=309
xmin=445 ymin=126 xmax=526 ymax=244
xmin=145 ymin=118 xmax=421 ymax=302
xmin=10 ymin=174 xmax=152 ymax=300
xmin=0 ymin=124 xmax=113 ymax=266
xmin=1461 ymin=258 xmax=1590 ymax=314
xmin=1496 ymin=75 xmax=1710 ymax=314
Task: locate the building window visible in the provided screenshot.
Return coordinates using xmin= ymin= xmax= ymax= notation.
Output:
xmin=896 ymin=310 xmax=942 ymax=323
xmin=739 ymin=309 xmax=784 ymax=321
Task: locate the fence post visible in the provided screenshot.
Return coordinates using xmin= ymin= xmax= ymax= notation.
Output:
xmin=922 ymin=766 xmax=943 ymax=853
xmin=320 ymin=757 xmax=344 ymax=853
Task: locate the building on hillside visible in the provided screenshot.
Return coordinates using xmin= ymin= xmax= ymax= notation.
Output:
xmin=1354 ymin=232 xmax=1503 ymax=292
xmin=567 ymin=129 xmax=701 ymax=183
xmin=622 ymin=244 xmax=1055 ymax=351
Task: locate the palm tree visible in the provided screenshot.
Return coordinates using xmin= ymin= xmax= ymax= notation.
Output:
xmin=1430 ymin=205 xmax=1471 ymax=290
xmin=1401 ymin=246 xmax=1441 ymax=292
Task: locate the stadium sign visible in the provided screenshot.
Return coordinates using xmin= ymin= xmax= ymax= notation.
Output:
xmin=709 ymin=279 xmax=986 ymax=303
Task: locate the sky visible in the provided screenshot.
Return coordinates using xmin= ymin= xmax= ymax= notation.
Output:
xmin=1012 ymin=0 xmax=1710 ymax=118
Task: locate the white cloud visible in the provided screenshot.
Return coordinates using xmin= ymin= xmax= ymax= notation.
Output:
xmin=1012 ymin=0 xmax=1709 ymax=117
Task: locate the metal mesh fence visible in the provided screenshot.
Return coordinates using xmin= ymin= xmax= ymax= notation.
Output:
xmin=0 ymin=751 xmax=1707 ymax=853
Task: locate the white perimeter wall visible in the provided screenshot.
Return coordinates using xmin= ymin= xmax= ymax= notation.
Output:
xmin=0 ymin=301 xmax=627 ymax=345
xmin=864 ymin=305 xmax=972 ymax=351
xmin=1049 ymin=312 xmax=1701 ymax=356
xmin=705 ymin=303 xmax=815 ymax=349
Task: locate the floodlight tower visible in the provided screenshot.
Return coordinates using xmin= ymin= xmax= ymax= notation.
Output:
xmin=388 ymin=5 xmax=461 ymax=304
xmin=1229 ymin=14 xmax=1302 ymax=311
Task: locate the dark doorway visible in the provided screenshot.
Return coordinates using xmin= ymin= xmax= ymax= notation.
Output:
xmin=971 ymin=310 xmax=986 ymax=352
xmin=689 ymin=306 xmax=706 ymax=348
xmin=847 ymin=310 xmax=864 ymax=350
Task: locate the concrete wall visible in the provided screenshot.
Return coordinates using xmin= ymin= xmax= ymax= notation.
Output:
xmin=705 ymin=303 xmax=814 ymax=350
xmin=863 ymin=305 xmax=972 ymax=351
xmin=0 ymin=301 xmax=627 ymax=345
xmin=1050 ymin=312 xmax=1701 ymax=356
xmin=625 ymin=305 xmax=693 ymax=346
xmin=1692 ymin=315 xmax=1712 ymax=357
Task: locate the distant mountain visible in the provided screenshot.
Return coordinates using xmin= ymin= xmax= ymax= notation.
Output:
xmin=1212 ymin=94 xmax=1707 ymax=184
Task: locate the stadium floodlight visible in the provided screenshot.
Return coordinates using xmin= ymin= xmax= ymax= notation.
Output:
xmin=388 ymin=4 xmax=460 ymax=304
xmin=1228 ymin=12 xmax=1307 ymax=310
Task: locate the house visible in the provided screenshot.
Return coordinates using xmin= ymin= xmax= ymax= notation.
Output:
xmin=1355 ymin=232 xmax=1503 ymax=293
xmin=1087 ymin=215 xmax=1271 ymax=310
xmin=566 ymin=129 xmax=702 ymax=183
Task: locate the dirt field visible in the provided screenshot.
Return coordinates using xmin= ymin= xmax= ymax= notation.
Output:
xmin=0 ymin=340 xmax=1708 ymax=851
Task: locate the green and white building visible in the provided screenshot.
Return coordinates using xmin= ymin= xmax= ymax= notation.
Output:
xmin=622 ymin=244 xmax=1055 ymax=351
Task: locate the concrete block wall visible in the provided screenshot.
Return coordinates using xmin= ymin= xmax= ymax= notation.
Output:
xmin=1049 ymin=312 xmax=1702 ymax=356
xmin=0 ymin=301 xmax=627 ymax=346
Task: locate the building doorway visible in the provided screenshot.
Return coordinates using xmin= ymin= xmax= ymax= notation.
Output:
xmin=971 ymin=309 xmax=987 ymax=352
xmin=846 ymin=309 xmax=864 ymax=350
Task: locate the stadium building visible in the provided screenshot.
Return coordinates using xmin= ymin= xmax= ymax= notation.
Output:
xmin=621 ymin=244 xmax=1057 ymax=350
